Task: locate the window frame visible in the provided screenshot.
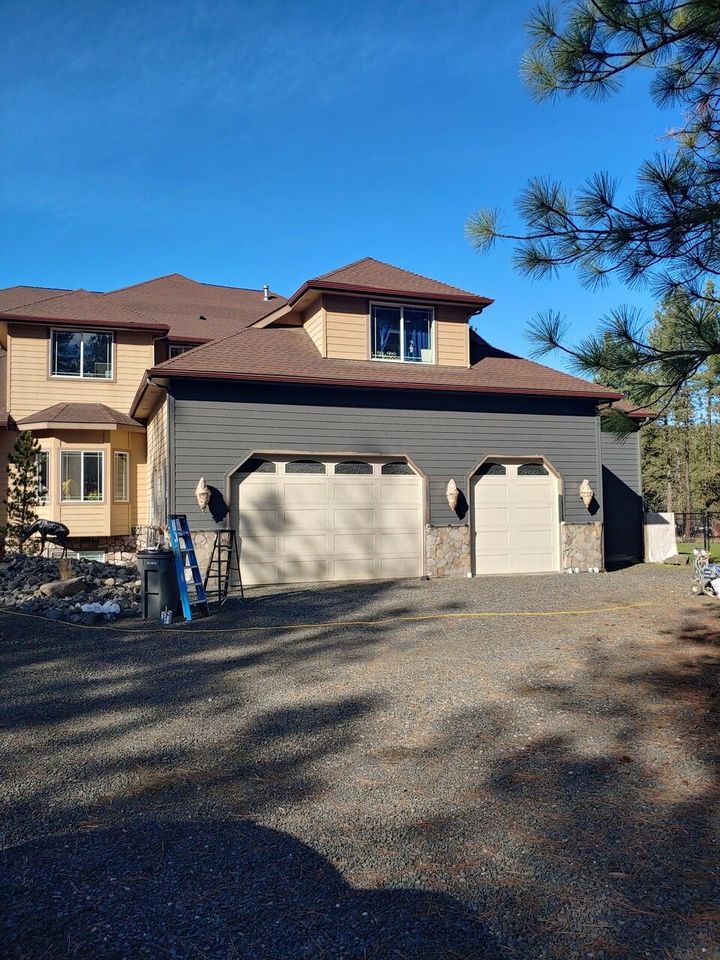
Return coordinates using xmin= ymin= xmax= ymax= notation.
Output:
xmin=369 ymin=301 xmax=435 ymax=365
xmin=50 ymin=328 xmax=115 ymax=380
xmin=60 ymin=450 xmax=105 ymax=503
xmin=168 ymin=344 xmax=190 ymax=358
xmin=113 ymin=450 xmax=130 ymax=502
xmin=35 ymin=450 xmax=50 ymax=505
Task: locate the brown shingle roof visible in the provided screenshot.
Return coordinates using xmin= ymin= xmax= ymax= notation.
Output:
xmin=281 ymin=257 xmax=493 ymax=310
xmin=608 ymin=398 xmax=656 ymax=420
xmin=107 ymin=274 xmax=286 ymax=341
xmin=0 ymin=286 xmax=71 ymax=312
xmin=1 ymin=290 xmax=164 ymax=331
xmin=145 ymin=324 xmax=621 ymax=402
xmin=18 ymin=402 xmax=142 ymax=429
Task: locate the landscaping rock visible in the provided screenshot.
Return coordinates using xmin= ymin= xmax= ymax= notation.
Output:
xmin=38 ymin=577 xmax=86 ymax=598
xmin=664 ymin=553 xmax=690 ymax=565
xmin=0 ymin=553 xmax=141 ymax=621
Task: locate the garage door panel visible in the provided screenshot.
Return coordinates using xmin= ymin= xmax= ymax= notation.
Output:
xmin=331 ymin=481 xmax=376 ymax=505
xmin=473 ymin=462 xmax=559 ymax=575
xmin=232 ymin=458 xmax=423 ymax=586
xmin=332 ymin=533 xmax=376 ymax=556
xmin=330 ymin=507 xmax=375 ymax=530
xmin=379 ymin=531 xmax=421 ymax=555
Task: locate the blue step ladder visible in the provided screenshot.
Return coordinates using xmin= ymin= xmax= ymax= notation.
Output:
xmin=168 ymin=515 xmax=210 ymax=621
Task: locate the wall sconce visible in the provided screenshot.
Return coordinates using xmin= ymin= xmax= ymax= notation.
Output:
xmin=446 ymin=478 xmax=459 ymax=511
xmin=195 ymin=477 xmax=211 ymax=512
xmin=579 ymin=478 xmax=594 ymax=509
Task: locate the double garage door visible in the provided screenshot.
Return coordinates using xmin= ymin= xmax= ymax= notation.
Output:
xmin=231 ymin=456 xmax=423 ymax=586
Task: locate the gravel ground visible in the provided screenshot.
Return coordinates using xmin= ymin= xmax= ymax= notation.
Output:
xmin=1 ymin=564 xmax=718 ymax=959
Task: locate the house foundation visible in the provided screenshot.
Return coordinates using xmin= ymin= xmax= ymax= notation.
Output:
xmin=425 ymin=523 xmax=472 ymax=578
xmin=562 ymin=521 xmax=603 ymax=571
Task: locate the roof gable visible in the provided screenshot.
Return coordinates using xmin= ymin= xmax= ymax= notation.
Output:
xmin=310 ymin=257 xmax=489 ymax=302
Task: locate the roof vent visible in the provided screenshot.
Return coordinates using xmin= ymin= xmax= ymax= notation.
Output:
xmin=262 ymin=284 xmax=270 ymax=301
xmin=199 ymin=314 xmax=207 ymax=321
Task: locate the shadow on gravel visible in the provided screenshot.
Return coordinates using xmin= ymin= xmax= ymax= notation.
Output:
xmin=1 ymin=821 xmax=495 ymax=960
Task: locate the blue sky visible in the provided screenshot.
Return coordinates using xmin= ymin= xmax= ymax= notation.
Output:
xmin=1 ymin=0 xmax=677 ymax=363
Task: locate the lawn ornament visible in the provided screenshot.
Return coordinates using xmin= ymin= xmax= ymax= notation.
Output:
xmin=195 ymin=477 xmax=211 ymax=512
xmin=446 ymin=479 xmax=459 ymax=512
xmin=19 ymin=520 xmax=70 ymax=557
xmin=579 ymin=478 xmax=594 ymax=509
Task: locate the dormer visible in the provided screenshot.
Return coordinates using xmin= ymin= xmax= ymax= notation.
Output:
xmin=253 ymin=257 xmax=493 ymax=369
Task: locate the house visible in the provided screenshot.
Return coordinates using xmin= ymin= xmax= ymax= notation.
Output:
xmin=1 ymin=258 xmax=646 ymax=578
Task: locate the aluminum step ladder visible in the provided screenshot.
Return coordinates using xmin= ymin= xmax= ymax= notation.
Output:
xmin=203 ymin=529 xmax=244 ymax=609
xmin=168 ymin=515 xmax=210 ymax=621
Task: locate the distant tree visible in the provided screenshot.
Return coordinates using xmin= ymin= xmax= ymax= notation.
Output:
xmin=4 ymin=431 xmax=41 ymax=554
xmin=466 ymin=1 xmax=720 ymax=430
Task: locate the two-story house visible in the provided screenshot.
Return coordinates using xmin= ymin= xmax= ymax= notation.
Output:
xmin=1 ymin=259 xmax=647 ymax=578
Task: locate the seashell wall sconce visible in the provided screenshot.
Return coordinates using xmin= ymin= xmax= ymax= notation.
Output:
xmin=195 ymin=477 xmax=211 ymax=512
xmin=579 ymin=478 xmax=594 ymax=509
xmin=446 ymin=478 xmax=459 ymax=512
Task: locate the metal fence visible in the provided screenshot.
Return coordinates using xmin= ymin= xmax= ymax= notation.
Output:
xmin=674 ymin=511 xmax=720 ymax=552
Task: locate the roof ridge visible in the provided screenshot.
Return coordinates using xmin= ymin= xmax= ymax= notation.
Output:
xmin=106 ymin=273 xmax=188 ymax=294
xmin=108 ymin=273 xmax=283 ymax=297
xmin=310 ymin=256 xmax=374 ymax=282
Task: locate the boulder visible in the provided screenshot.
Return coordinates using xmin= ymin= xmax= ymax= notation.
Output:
xmin=38 ymin=577 xmax=86 ymax=598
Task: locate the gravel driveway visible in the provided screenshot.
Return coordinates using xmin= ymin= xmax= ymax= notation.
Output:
xmin=1 ymin=565 xmax=718 ymax=959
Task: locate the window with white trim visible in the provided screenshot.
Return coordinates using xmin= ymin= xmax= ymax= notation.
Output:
xmin=114 ymin=451 xmax=129 ymax=502
xmin=168 ymin=344 xmax=190 ymax=358
xmin=51 ymin=330 xmax=113 ymax=379
xmin=36 ymin=451 xmax=50 ymax=504
xmin=61 ymin=451 xmax=104 ymax=502
xmin=371 ymin=304 xmax=433 ymax=363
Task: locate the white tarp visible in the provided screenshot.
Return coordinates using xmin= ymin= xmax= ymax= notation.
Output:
xmin=644 ymin=512 xmax=677 ymax=562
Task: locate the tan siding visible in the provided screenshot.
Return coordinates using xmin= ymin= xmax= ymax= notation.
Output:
xmin=109 ymin=429 xmax=148 ymax=534
xmin=436 ymin=306 xmax=470 ymax=368
xmin=33 ymin=432 xmax=112 ymax=536
xmin=7 ymin=323 xmax=154 ymax=419
xmin=324 ymin=295 xmax=368 ymax=360
xmin=147 ymin=397 xmax=168 ymax=527
xmin=302 ymin=297 xmax=326 ymax=357
xmin=0 ymin=429 xmax=18 ymax=529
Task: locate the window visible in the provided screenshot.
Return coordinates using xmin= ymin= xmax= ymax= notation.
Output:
xmin=371 ymin=304 xmax=433 ymax=363
xmin=381 ymin=461 xmax=415 ymax=476
xmin=51 ymin=330 xmax=113 ymax=379
xmin=61 ymin=451 xmax=104 ymax=502
xmin=285 ymin=459 xmax=325 ymax=474
xmin=114 ymin=451 xmax=129 ymax=501
xmin=35 ymin=451 xmax=50 ymax=504
xmin=517 ymin=463 xmax=549 ymax=476
xmin=242 ymin=458 xmax=276 ymax=474
xmin=168 ymin=344 xmax=190 ymax=358
xmin=478 ymin=463 xmax=506 ymax=477
xmin=335 ymin=460 xmax=373 ymax=475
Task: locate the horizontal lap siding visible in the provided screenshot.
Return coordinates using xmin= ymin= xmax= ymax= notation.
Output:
xmin=147 ymin=399 xmax=168 ymax=526
xmin=600 ymin=431 xmax=643 ymax=561
xmin=324 ymin=295 xmax=367 ymax=361
xmin=170 ymin=383 xmax=601 ymax=529
xmin=436 ymin=306 xmax=469 ymax=368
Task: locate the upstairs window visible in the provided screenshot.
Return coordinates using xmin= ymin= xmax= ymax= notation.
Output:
xmin=168 ymin=344 xmax=190 ymax=358
xmin=51 ymin=330 xmax=113 ymax=379
xmin=371 ymin=304 xmax=433 ymax=363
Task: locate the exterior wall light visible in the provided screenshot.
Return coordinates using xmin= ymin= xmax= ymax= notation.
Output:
xmin=579 ymin=478 xmax=594 ymax=509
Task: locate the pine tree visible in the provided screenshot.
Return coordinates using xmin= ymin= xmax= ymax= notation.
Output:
xmin=466 ymin=2 xmax=720 ymax=431
xmin=4 ymin=431 xmax=41 ymax=554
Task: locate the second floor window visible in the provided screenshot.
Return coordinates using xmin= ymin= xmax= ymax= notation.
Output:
xmin=168 ymin=344 xmax=190 ymax=358
xmin=52 ymin=330 xmax=113 ymax=379
xmin=371 ymin=304 xmax=433 ymax=363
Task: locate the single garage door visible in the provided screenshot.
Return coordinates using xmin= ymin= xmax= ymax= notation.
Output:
xmin=472 ymin=460 xmax=560 ymax=575
xmin=231 ymin=456 xmax=423 ymax=586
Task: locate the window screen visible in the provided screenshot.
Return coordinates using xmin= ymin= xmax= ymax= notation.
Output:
xmin=477 ymin=463 xmax=506 ymax=477
xmin=285 ymin=460 xmax=325 ymax=474
xmin=517 ymin=463 xmax=549 ymax=476
xmin=380 ymin=461 xmax=414 ymax=476
xmin=242 ymin=458 xmax=276 ymax=474
xmin=335 ymin=461 xmax=373 ymax=475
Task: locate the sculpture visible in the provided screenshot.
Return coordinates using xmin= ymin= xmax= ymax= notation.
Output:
xmin=20 ymin=520 xmax=70 ymax=557
xmin=579 ymin=478 xmax=594 ymax=509
xmin=195 ymin=477 xmax=211 ymax=512
xmin=446 ymin=478 xmax=459 ymax=512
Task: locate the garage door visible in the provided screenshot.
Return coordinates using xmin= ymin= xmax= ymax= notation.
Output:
xmin=231 ymin=456 xmax=423 ymax=586
xmin=472 ymin=460 xmax=560 ymax=575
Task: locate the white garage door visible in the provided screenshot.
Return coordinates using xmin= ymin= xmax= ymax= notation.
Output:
xmin=231 ymin=456 xmax=423 ymax=586
xmin=472 ymin=460 xmax=560 ymax=575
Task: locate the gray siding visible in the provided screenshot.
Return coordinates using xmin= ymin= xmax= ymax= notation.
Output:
xmin=169 ymin=381 xmax=603 ymax=531
xmin=600 ymin=430 xmax=643 ymax=562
